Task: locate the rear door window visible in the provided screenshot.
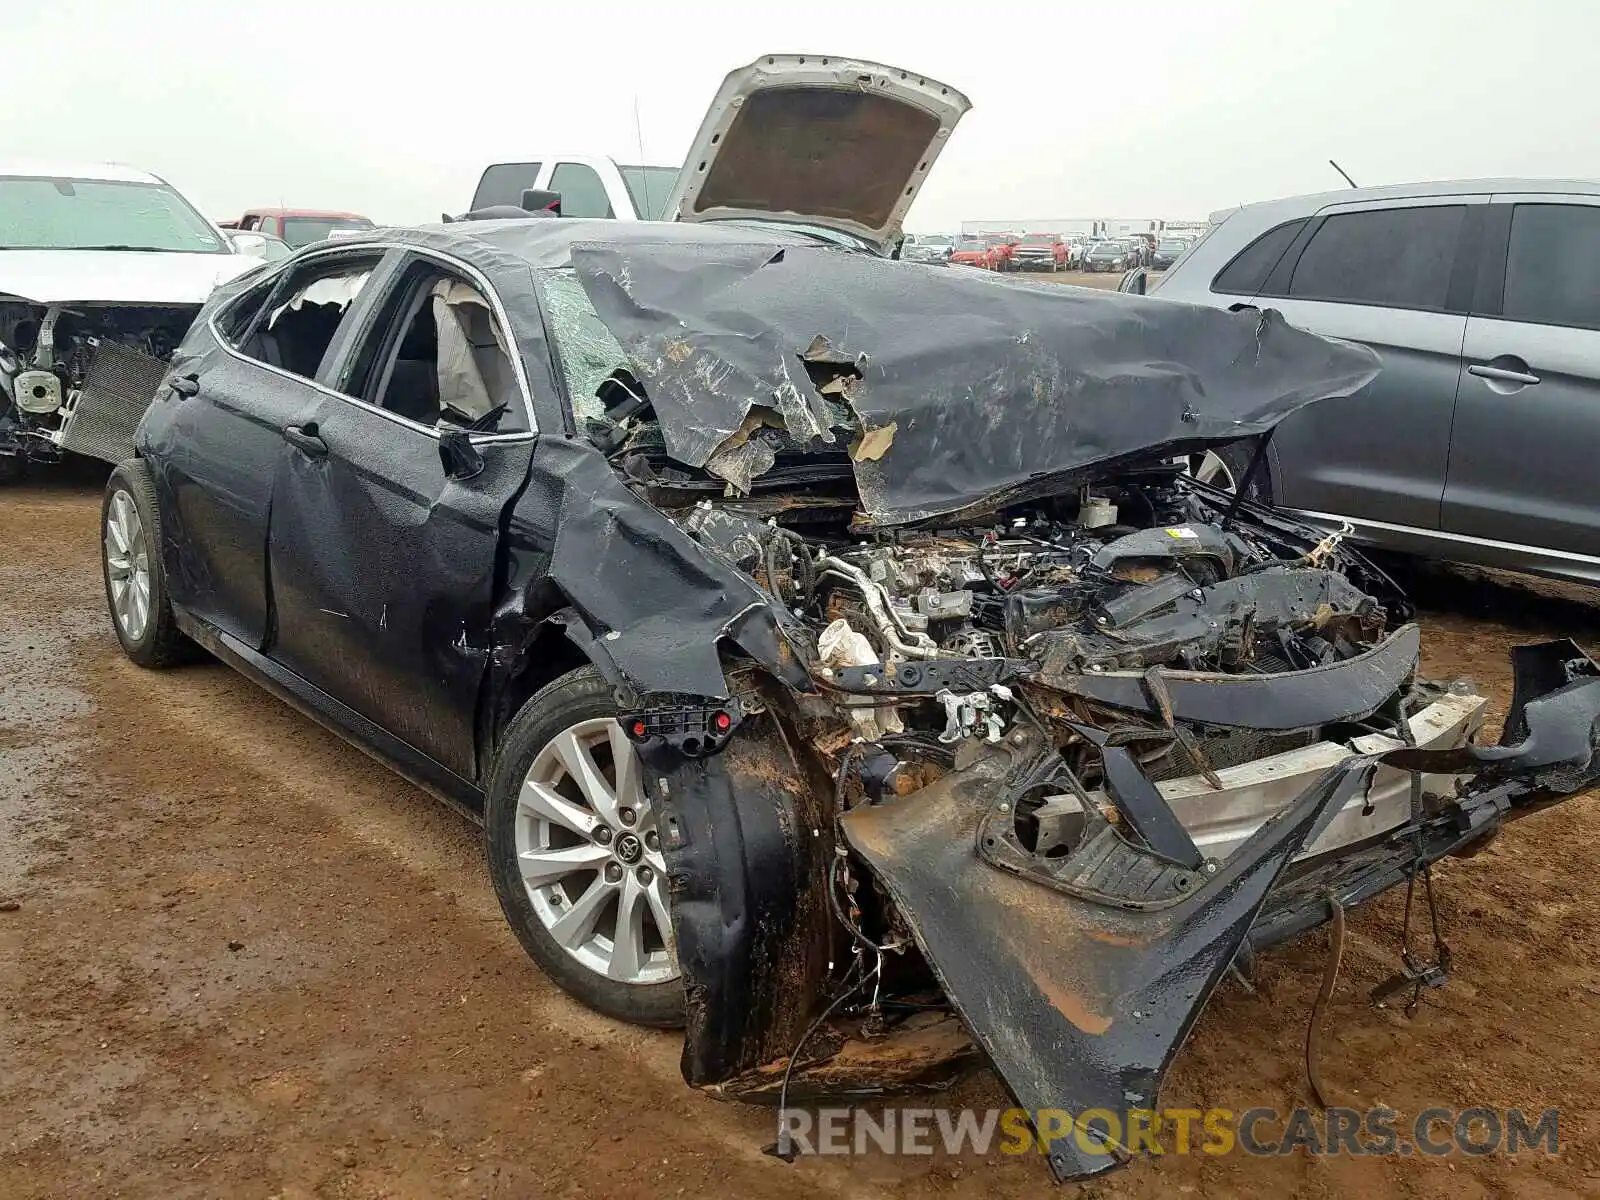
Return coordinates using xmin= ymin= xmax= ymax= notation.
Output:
xmin=472 ymin=162 xmax=542 ymax=210
xmin=1501 ymin=203 xmax=1600 ymax=331
xmin=549 ymin=163 xmax=615 ymax=219
xmin=221 ymin=252 xmax=384 ymax=381
xmin=1287 ymin=205 xmax=1465 ymax=310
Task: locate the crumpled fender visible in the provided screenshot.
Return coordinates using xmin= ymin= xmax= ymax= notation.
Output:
xmin=838 ymin=638 xmax=1600 ymax=1182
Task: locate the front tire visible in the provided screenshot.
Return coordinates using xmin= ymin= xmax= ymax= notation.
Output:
xmin=1180 ymin=444 xmax=1276 ymax=504
xmin=485 ymin=666 xmax=685 ymax=1028
xmin=101 ymin=459 xmax=192 ymax=667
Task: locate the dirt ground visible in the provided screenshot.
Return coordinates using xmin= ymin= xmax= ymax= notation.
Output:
xmin=4 ymin=464 xmax=1600 ymax=1200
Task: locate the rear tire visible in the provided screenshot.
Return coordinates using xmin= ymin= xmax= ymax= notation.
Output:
xmin=101 ymin=459 xmax=194 ymax=668
xmin=485 ymin=666 xmax=685 ymax=1028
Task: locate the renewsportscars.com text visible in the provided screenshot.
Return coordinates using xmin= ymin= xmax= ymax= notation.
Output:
xmin=776 ymin=1105 xmax=1559 ymax=1160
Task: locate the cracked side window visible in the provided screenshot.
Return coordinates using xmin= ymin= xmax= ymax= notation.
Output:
xmin=538 ymin=268 xmax=631 ymax=425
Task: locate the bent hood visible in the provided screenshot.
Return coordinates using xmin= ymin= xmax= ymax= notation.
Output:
xmin=0 ymin=248 xmax=256 ymax=306
xmin=569 ymin=241 xmax=1382 ymax=524
xmin=665 ymin=54 xmax=971 ymax=254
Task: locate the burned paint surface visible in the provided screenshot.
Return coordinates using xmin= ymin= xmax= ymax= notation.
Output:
xmin=569 ymin=241 xmax=1380 ymax=523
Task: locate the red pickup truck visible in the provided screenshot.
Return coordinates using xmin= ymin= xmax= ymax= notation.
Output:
xmin=217 ymin=208 xmax=375 ymax=248
xmin=1012 ymin=233 xmax=1068 ymax=272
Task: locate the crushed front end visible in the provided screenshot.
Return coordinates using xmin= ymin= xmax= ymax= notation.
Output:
xmin=0 ymin=299 xmax=197 ymax=473
xmin=521 ymin=235 xmax=1600 ymax=1183
xmin=624 ymin=478 xmax=1600 ymax=1182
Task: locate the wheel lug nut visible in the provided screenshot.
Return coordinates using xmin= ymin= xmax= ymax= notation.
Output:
xmin=605 ymin=862 xmax=623 ymax=884
xmin=594 ymin=825 xmax=613 ymax=845
xmin=619 ymin=807 xmax=637 ymax=827
xmin=644 ymin=830 xmax=660 ymax=852
xmin=636 ymin=865 xmax=653 ymax=884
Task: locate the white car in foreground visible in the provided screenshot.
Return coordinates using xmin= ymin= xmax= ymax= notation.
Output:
xmin=0 ymin=160 xmax=257 ymax=478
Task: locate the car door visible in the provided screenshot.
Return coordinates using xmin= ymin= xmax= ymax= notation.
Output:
xmin=1250 ymin=195 xmax=1484 ymax=530
xmin=1442 ymin=196 xmax=1600 ymax=559
xmin=144 ymin=247 xmax=390 ymax=649
xmin=263 ymin=249 xmax=539 ymax=781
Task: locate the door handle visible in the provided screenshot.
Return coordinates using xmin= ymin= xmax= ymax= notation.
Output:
xmin=1468 ymin=363 xmax=1540 ymax=386
xmin=167 ymin=373 xmax=200 ymax=398
xmin=283 ymin=422 xmax=328 ymax=458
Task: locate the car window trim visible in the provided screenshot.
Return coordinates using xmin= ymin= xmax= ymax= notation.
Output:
xmin=1472 ymin=203 xmax=1512 ymax=318
xmin=208 ymin=240 xmax=539 ymax=444
xmin=1257 ymin=217 xmax=1322 ymax=297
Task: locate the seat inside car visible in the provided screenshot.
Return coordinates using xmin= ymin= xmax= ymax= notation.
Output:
xmin=377 ymin=301 xmax=442 ymax=426
xmin=372 ymin=274 xmax=518 ymax=430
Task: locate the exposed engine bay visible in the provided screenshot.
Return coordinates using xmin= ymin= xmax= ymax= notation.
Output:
xmin=641 ymin=465 xmax=1600 ymax=1182
xmin=675 ymin=462 xmax=1410 ymax=790
xmin=0 ymin=300 xmax=194 ymax=470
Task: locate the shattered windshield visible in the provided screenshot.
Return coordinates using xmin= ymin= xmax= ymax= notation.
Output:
xmin=0 ymin=175 xmax=227 ymax=253
xmin=538 ymin=268 xmax=632 ymax=424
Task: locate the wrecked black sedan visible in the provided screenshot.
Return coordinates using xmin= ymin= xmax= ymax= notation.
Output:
xmin=103 ymin=218 xmax=1600 ymax=1181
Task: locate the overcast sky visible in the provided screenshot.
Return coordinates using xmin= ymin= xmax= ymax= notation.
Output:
xmin=8 ymin=0 xmax=1600 ymax=231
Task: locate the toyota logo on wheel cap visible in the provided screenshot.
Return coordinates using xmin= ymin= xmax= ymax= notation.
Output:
xmin=615 ymin=832 xmax=643 ymax=864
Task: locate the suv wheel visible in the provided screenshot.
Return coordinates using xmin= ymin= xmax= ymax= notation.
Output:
xmin=485 ymin=667 xmax=684 ymax=1028
xmin=101 ymin=459 xmax=193 ymax=667
xmin=1176 ymin=447 xmax=1275 ymax=504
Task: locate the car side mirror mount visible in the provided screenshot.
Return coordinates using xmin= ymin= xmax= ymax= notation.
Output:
xmin=438 ymin=428 xmax=485 ymax=481
xmin=1118 ymin=267 xmax=1148 ymax=296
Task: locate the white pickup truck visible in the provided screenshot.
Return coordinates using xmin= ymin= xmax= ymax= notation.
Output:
xmin=468 ymin=157 xmax=680 ymax=221
xmin=465 ymin=54 xmax=972 ymax=259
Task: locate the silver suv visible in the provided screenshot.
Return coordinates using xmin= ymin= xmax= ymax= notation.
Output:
xmin=1152 ymin=179 xmax=1600 ymax=584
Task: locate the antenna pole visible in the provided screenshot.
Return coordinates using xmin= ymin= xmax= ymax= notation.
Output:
xmin=633 ymin=96 xmax=652 ymax=217
xmin=1329 ymin=159 xmax=1358 ymax=188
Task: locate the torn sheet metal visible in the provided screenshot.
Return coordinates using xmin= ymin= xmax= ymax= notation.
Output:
xmin=840 ymin=725 xmax=1367 ymax=1182
xmin=1041 ymin=624 xmax=1424 ymax=730
xmin=569 ymin=241 xmax=1381 ymax=523
xmin=510 ymin=435 xmax=806 ymax=700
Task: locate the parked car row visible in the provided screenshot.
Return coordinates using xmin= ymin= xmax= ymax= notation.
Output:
xmin=916 ymin=230 xmax=1197 ymax=273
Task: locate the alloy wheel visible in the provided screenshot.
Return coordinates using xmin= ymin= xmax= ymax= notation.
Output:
xmin=514 ymin=718 xmax=677 ymax=986
xmin=104 ymin=489 xmax=152 ymax=642
xmin=1179 ymin=450 xmax=1238 ymax=491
